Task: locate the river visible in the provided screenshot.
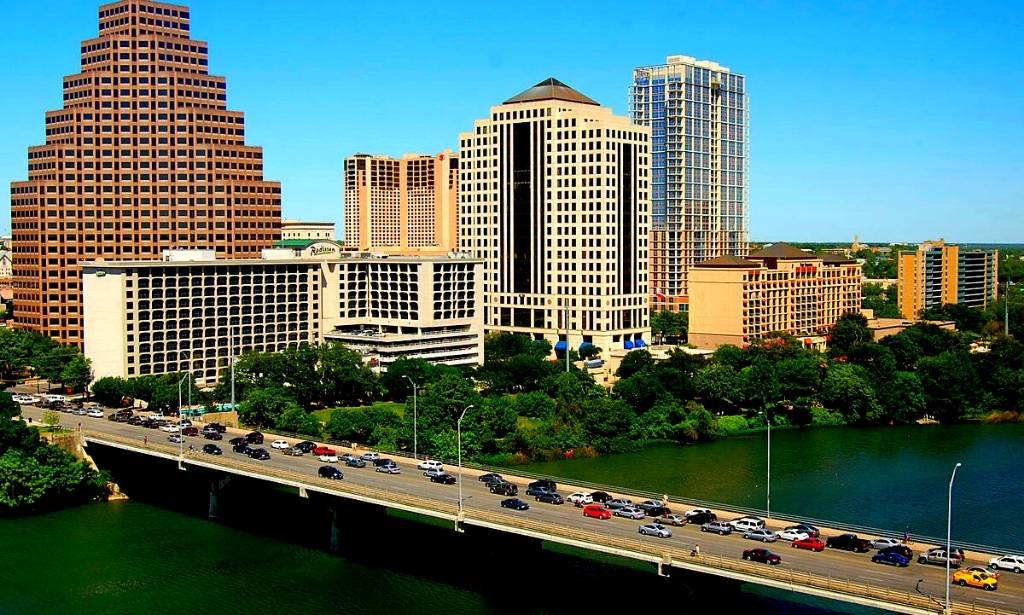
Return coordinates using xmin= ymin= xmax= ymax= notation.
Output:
xmin=1 ymin=423 xmax=1020 ymax=614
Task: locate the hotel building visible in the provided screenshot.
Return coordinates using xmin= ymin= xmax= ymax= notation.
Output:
xmin=897 ymin=239 xmax=998 ymax=318
xmin=10 ymin=0 xmax=281 ymax=345
xmin=280 ymin=220 xmax=335 ymax=241
xmin=630 ymin=55 xmax=748 ymax=312
xmin=688 ymin=243 xmax=861 ymax=349
xmin=459 ymin=78 xmax=651 ymax=357
xmin=343 ymin=151 xmax=459 ymax=255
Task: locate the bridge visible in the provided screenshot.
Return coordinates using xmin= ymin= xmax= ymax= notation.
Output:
xmin=35 ymin=409 xmax=1023 ymax=615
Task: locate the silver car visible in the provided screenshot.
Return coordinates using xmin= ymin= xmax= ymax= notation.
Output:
xmin=614 ymin=506 xmax=645 ymax=519
xmin=743 ymin=528 xmax=777 ymax=542
xmin=375 ymin=463 xmax=401 ymax=474
xmin=638 ymin=523 xmax=672 ymax=538
xmin=870 ymin=537 xmax=901 ymax=550
xmin=659 ymin=514 xmax=687 ymax=526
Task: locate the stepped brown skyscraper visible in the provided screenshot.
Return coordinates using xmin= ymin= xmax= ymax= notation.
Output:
xmin=10 ymin=0 xmax=281 ymax=345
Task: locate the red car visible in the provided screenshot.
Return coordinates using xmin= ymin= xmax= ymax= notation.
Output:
xmin=181 ymin=426 xmax=199 ymax=437
xmin=743 ymin=548 xmax=782 ymax=565
xmin=792 ymin=537 xmax=826 ymax=552
xmin=313 ymin=446 xmax=336 ymax=456
xmin=582 ymin=504 xmax=612 ymax=520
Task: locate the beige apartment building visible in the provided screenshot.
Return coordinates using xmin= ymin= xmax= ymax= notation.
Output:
xmin=343 ymin=151 xmax=459 ymax=255
xmin=280 ymin=220 xmax=335 ymax=241
xmin=0 ymin=235 xmax=11 ymax=281
xmin=689 ymin=243 xmax=862 ymax=349
xmin=82 ymin=248 xmax=483 ymax=384
xmin=459 ymin=78 xmax=651 ymax=357
xmin=10 ymin=0 xmax=281 ymax=346
xmin=897 ymin=239 xmax=998 ymax=318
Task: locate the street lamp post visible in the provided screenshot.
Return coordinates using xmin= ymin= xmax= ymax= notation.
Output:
xmin=945 ymin=462 xmax=962 ymax=615
xmin=177 ymin=373 xmax=190 ymax=458
xmin=404 ymin=376 xmax=419 ymax=459
xmin=760 ymin=409 xmax=772 ymax=519
xmin=457 ymin=404 xmax=475 ymax=516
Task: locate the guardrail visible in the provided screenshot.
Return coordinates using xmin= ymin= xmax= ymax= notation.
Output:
xmin=84 ymin=430 xmax=1021 ymax=615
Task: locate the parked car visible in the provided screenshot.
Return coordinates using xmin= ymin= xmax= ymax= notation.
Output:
xmin=535 ymin=492 xmax=564 ymax=505
xmin=479 ymin=473 xmax=503 ymax=483
xmin=951 ymin=569 xmax=998 ymax=591
xmin=659 ymin=514 xmax=687 ymax=527
xmin=180 ymin=426 xmax=199 ymax=436
xmin=318 ymin=466 xmax=343 ymax=480
xmin=127 ymin=417 xmax=144 ymax=426
xmin=45 ymin=394 xmax=67 ymax=404
xmin=604 ymin=498 xmax=633 ymax=510
xmin=375 ymin=462 xmax=400 ymax=474
xmin=614 ymin=506 xmax=645 ymax=519
xmin=344 ymin=456 xmax=366 ymax=468
xmin=361 ymin=452 xmax=381 ymax=462
xmin=729 ymin=517 xmax=766 ymax=532
xmin=568 ymin=492 xmax=593 ymax=506
xmin=582 ymin=504 xmax=612 ymax=520
xmin=11 ymin=394 xmax=39 ymax=404
xmin=294 ymin=441 xmax=316 ymax=453
xmin=247 ymin=448 xmax=271 ymax=461
xmin=792 ymin=537 xmax=826 ymax=552
xmin=744 ymin=529 xmax=778 ymax=543
xmin=870 ymin=537 xmax=902 ymax=550
xmin=319 ymin=453 xmax=339 ymax=463
xmin=786 ymin=523 xmax=821 ymax=538
xmin=501 ymin=498 xmax=530 ymax=511
xmin=743 ymin=548 xmax=781 ymax=565
xmin=417 ymin=460 xmax=444 ymax=472
xmin=202 ymin=444 xmax=222 ymax=455
xmin=232 ymin=443 xmax=251 ymax=454
xmin=525 ymin=484 xmax=555 ymax=497
xmin=872 ymin=550 xmax=910 ymax=567
xmin=85 ymin=409 xmax=104 ymax=418
xmin=639 ymin=523 xmax=672 ymax=538
xmin=528 ymin=479 xmax=557 ymax=492
xmin=282 ymin=447 xmax=305 ymax=457
xmin=589 ymin=491 xmax=613 ymax=503
xmin=313 ymin=446 xmax=336 ymax=456
xmin=270 ymin=439 xmax=290 ymax=450
xmin=204 ymin=432 xmax=223 ymax=441
xmin=489 ymin=482 xmax=518 ymax=496
xmin=245 ymin=432 xmax=264 ymax=444
xmin=989 ymin=554 xmax=1024 ymax=574
xmin=702 ymin=521 xmax=734 ymax=535
xmin=919 ymin=548 xmax=963 ymax=568
xmin=430 ymin=473 xmax=457 ymax=485
xmin=826 ymin=533 xmax=871 ymax=553
xmin=776 ymin=528 xmax=810 ymax=542
xmin=880 ymin=545 xmax=914 ymax=560
xmin=168 ymin=434 xmax=184 ymax=443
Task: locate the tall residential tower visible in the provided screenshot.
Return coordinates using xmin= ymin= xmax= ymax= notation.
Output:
xmin=10 ymin=0 xmax=281 ymax=345
xmin=897 ymin=239 xmax=999 ymax=318
xmin=630 ymin=55 xmax=748 ymax=312
xmin=459 ymin=78 xmax=650 ymax=357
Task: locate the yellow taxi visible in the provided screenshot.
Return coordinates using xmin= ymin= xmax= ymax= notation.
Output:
xmin=951 ymin=569 xmax=998 ymax=591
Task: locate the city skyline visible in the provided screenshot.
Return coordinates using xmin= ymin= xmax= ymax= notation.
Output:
xmin=1 ymin=0 xmax=1021 ymax=243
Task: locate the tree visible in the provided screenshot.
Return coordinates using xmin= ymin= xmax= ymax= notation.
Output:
xmin=275 ymin=407 xmax=323 ymax=437
xmin=32 ymin=346 xmax=79 ymax=387
xmin=712 ymin=345 xmax=747 ymax=371
xmin=615 ymin=350 xmax=654 ymax=379
xmin=776 ymin=355 xmax=823 ymax=402
xmin=578 ymin=344 xmax=602 ymax=360
xmin=513 ymin=391 xmax=555 ymax=419
xmin=740 ymin=358 xmax=781 ymax=412
xmin=876 ymin=371 xmax=927 ymax=423
xmin=917 ymin=351 xmax=981 ymax=422
xmin=91 ymin=377 xmax=129 ymax=408
xmin=60 ymin=354 xmax=93 ymax=394
xmin=412 ymin=372 xmax=484 ymax=451
xmin=0 ymin=392 xmax=38 ymax=453
xmin=921 ymin=303 xmax=988 ymax=335
xmin=579 ymin=397 xmax=638 ymax=453
xmin=238 ymin=387 xmax=295 ymax=429
xmin=613 ymin=371 xmax=668 ymax=414
xmin=828 ymin=313 xmax=872 ymax=359
xmin=693 ymin=363 xmax=742 ymax=413
xmin=42 ymin=411 xmax=61 ymax=432
xmin=380 ymin=357 xmax=442 ymax=401
xmin=316 ymin=343 xmax=381 ymax=407
xmin=650 ymin=310 xmax=687 ymax=343
xmin=820 ymin=363 xmax=882 ymax=424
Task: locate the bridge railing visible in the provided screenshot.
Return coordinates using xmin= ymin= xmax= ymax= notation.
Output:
xmin=84 ymin=430 xmax=1020 ymax=615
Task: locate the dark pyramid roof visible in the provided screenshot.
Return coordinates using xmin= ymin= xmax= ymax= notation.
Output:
xmin=748 ymin=242 xmax=813 ymax=259
xmin=822 ymin=253 xmax=857 ymax=264
xmin=694 ymin=254 xmax=760 ymax=268
xmin=504 ymin=78 xmax=599 ymax=106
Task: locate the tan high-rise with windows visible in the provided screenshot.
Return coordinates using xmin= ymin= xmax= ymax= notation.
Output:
xmin=10 ymin=0 xmax=281 ymax=345
xmin=897 ymin=239 xmax=998 ymax=318
xmin=343 ymin=151 xmax=458 ymax=255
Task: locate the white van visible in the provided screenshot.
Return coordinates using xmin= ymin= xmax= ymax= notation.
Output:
xmin=45 ymin=394 xmax=67 ymax=404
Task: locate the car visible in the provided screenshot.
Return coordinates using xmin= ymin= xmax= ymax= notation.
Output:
xmin=479 ymin=473 xmax=503 ymax=483
xmin=86 ymin=409 xmax=104 ymax=418
xmin=270 ymin=439 xmax=290 ymax=450
xmin=528 ymin=479 xmax=557 ymax=492
xmin=744 ymin=529 xmax=778 ymax=543
xmin=535 ymin=492 xmax=564 ymax=505
xmin=313 ymin=446 xmax=336 ymax=456
xmin=826 ymin=533 xmax=871 ymax=553
xmin=786 ymin=523 xmax=821 ymax=538
xmin=489 ymin=482 xmax=518 ymax=496
xmin=872 ymin=550 xmax=910 ymax=567
xmin=375 ymin=463 xmax=401 ymax=474
xmin=614 ymin=506 xmax=645 ymax=519
xmin=951 ymin=569 xmax=998 ymax=591
xmin=919 ymin=548 xmax=963 ymax=568
xmin=344 ymin=456 xmax=366 ymax=468
xmin=501 ymin=498 xmax=530 ymax=511
xmin=108 ymin=412 xmax=123 ymax=422
xmin=282 ymin=447 xmax=305 ymax=456
xmin=729 ymin=517 xmax=766 ymax=532
xmin=525 ymin=484 xmax=555 ymax=497
xmin=743 ymin=548 xmax=781 ymax=565
xmin=792 ymin=537 xmax=826 ymax=552
xmin=659 ymin=514 xmax=687 ymax=527
xmin=228 ymin=437 xmax=247 ymax=446
xmin=685 ymin=508 xmax=718 ymax=523
xmin=430 ymin=473 xmax=457 ymax=485
xmin=637 ymin=500 xmax=671 ymax=516
xmin=318 ymin=465 xmax=344 ymax=480
xmin=247 ymin=448 xmax=271 ymax=461
xmin=168 ymin=434 xmax=184 ymax=443
xmin=702 ymin=521 xmax=733 ymax=535
xmin=45 ymin=394 xmax=67 ymax=404
xmin=604 ymin=498 xmax=633 ymax=510
xmin=319 ymin=453 xmax=339 ymax=463
xmin=583 ymin=504 xmax=612 ymax=520
xmin=204 ymin=431 xmax=223 ymax=441
xmin=989 ymin=555 xmax=1024 ymax=574
xmin=423 ymin=468 xmax=446 ymax=479
xmin=159 ymin=424 xmax=180 ymax=433
xmin=639 ymin=523 xmax=672 ymax=538
xmin=417 ymin=460 xmax=444 ymax=472
xmin=245 ymin=432 xmax=264 ymax=444
xmin=72 ymin=408 xmax=89 ymax=416
xmin=360 ymin=452 xmax=381 ymax=462
xmin=568 ymin=492 xmax=594 ymax=506
xmin=202 ymin=444 xmax=222 ymax=455
xmin=590 ymin=491 xmax=613 ymax=503
xmin=181 ymin=426 xmax=199 ymax=436
xmin=965 ymin=566 xmax=999 ymax=579
xmin=880 ymin=545 xmax=914 ymax=560
xmin=294 ymin=441 xmax=316 ymax=453
xmin=178 ymin=419 xmax=192 ymax=428
xmin=207 ymin=422 xmax=227 ymax=433
xmin=11 ymin=394 xmax=39 ymax=404
xmin=127 ymin=417 xmax=144 ymax=426
xmin=870 ymin=537 xmax=902 ymax=550
xmin=232 ymin=443 xmax=251 ymax=454
xmin=373 ymin=458 xmax=396 ymax=468
xmin=776 ymin=528 xmax=810 ymax=542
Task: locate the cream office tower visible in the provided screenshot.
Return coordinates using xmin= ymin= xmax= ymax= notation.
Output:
xmin=459 ymin=78 xmax=651 ymax=358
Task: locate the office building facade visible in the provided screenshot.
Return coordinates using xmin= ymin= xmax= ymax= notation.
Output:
xmin=280 ymin=220 xmax=335 ymax=241
xmin=459 ymin=78 xmax=651 ymax=357
xmin=630 ymin=55 xmax=748 ymax=312
xmin=10 ymin=0 xmax=281 ymax=345
xmin=897 ymin=239 xmax=998 ymax=318
xmin=343 ymin=151 xmax=459 ymax=255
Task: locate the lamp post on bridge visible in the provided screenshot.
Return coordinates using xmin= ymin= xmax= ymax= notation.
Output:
xmin=457 ymin=404 xmax=475 ymax=517
xmin=759 ymin=409 xmax=771 ymax=520
xmin=176 ymin=349 xmax=194 ymax=459
xmin=404 ymin=375 xmax=419 ymax=460
xmin=945 ymin=462 xmax=962 ymax=615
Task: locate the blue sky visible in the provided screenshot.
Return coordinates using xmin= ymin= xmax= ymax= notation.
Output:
xmin=1 ymin=0 xmax=1021 ymax=243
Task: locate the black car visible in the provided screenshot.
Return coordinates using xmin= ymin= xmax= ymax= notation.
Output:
xmin=743 ymin=548 xmax=782 ymax=565
xmin=294 ymin=441 xmax=317 ymax=454
xmin=535 ymin=492 xmax=564 ymax=505
xmin=490 ymin=482 xmax=518 ymax=496
xmin=228 ymin=437 xmax=247 ymax=446
xmin=529 ymin=479 xmax=557 ymax=492
xmin=202 ymin=444 xmax=223 ymax=455
xmin=826 ymin=533 xmax=871 ymax=553
xmin=686 ymin=511 xmax=718 ymax=525
xmin=204 ymin=431 xmax=223 ymax=441
xmin=637 ymin=501 xmax=672 ymax=517
xmin=880 ymin=545 xmax=914 ymax=560
xmin=501 ymin=498 xmax=530 ymax=511
xmin=479 ymin=472 xmax=503 ymax=483
xmin=373 ymin=458 xmax=395 ymax=467
xmin=207 ymin=423 xmax=227 ymax=433
xmin=245 ymin=431 xmax=264 ymax=444
xmin=144 ymin=420 xmax=161 ymax=429
xmin=430 ymin=473 xmax=457 ymax=485
xmin=525 ymin=484 xmax=553 ymax=497
xmin=127 ymin=416 xmax=144 ymax=426
xmin=318 ymin=465 xmax=344 ymax=480
xmin=232 ymin=443 xmax=251 ymax=454
xmin=788 ymin=522 xmax=821 ymax=538
xmin=590 ymin=491 xmax=613 ymax=503
xmin=344 ymin=456 xmax=366 ymax=468
xmin=247 ymin=447 xmax=271 ymax=461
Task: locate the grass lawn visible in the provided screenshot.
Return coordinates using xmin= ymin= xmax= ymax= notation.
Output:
xmin=311 ymin=400 xmax=406 ymax=424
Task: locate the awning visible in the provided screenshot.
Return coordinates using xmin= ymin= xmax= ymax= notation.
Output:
xmin=635 ymin=339 xmax=646 ymax=348
xmin=578 ymin=342 xmax=594 ymax=351
xmin=554 ymin=340 xmax=567 ymax=351
xmin=624 ymin=340 xmax=635 ymax=349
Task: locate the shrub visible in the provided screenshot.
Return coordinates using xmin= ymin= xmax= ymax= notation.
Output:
xmin=811 ymin=407 xmax=847 ymax=426
xmin=716 ymin=414 xmax=749 ymax=434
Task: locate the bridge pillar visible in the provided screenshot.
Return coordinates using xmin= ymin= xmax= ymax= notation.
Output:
xmin=325 ymin=499 xmax=386 ymax=552
xmin=461 ymin=525 xmax=542 ymax=569
xmin=208 ymin=475 xmax=231 ymax=519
